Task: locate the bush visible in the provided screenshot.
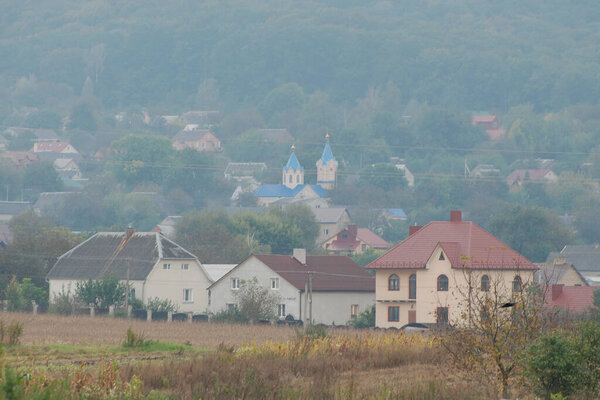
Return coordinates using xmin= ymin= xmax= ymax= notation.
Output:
xmin=347 ymin=305 xmax=375 ymax=328
xmin=211 ymin=307 xmax=248 ymax=324
xmin=526 ymin=333 xmax=580 ymax=399
xmin=5 ymin=277 xmax=24 ymax=312
xmin=0 ymin=321 xmax=24 ymax=345
xmin=123 ymin=327 xmax=147 ymax=348
xmin=49 ymin=290 xmax=77 ymax=315
xmin=146 ymin=298 xmax=178 ymax=313
xmin=297 ymin=324 xmax=328 ymax=339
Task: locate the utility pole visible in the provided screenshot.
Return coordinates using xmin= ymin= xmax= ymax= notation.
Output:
xmin=308 ymin=271 xmax=313 ymax=326
xmin=124 ymin=258 xmax=131 ymax=314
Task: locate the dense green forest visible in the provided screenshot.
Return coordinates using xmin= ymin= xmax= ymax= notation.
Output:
xmin=1 ymin=0 xmax=599 ymax=113
xmin=1 ymin=0 xmax=600 ymax=278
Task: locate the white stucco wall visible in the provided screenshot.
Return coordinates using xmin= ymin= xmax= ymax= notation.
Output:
xmin=144 ymin=259 xmax=212 ymax=313
xmin=208 ymin=257 xmax=301 ymax=319
xmin=307 ymin=291 xmax=374 ymax=325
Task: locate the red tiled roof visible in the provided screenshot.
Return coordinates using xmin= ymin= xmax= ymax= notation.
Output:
xmin=33 ymin=142 xmax=74 ymax=153
xmin=472 ymin=115 xmax=498 ymax=123
xmin=506 ymin=169 xmax=553 ymax=185
xmin=485 ymin=128 xmax=506 ymax=140
xmin=368 ymin=220 xmax=536 ymax=270
xmin=357 ymin=228 xmax=390 ymax=249
xmin=255 ymin=254 xmax=374 ymax=292
xmin=544 ymin=285 xmax=599 ymax=313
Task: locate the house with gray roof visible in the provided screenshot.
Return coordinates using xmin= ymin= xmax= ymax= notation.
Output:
xmin=0 ymin=201 xmax=32 ymax=222
xmin=46 ymin=229 xmax=213 ymax=313
xmin=546 ymin=245 xmax=600 ymax=285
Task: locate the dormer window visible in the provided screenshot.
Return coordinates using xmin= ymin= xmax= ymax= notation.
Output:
xmin=342 ymin=233 xmax=348 ymax=239
xmin=439 ymin=251 xmax=445 ymax=261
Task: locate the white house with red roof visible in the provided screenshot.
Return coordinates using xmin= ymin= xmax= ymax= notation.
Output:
xmin=506 ymin=169 xmax=557 ymax=189
xmin=321 ymin=225 xmax=390 ymax=256
xmin=207 ymin=249 xmax=374 ymax=324
xmin=368 ymin=211 xmax=537 ymax=328
xmin=32 ymin=142 xmax=80 ymax=161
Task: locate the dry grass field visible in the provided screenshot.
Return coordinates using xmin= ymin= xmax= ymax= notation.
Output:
xmin=0 ymin=312 xmax=297 ymax=348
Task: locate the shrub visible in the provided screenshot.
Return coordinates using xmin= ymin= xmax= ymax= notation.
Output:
xmin=526 ymin=333 xmax=580 ymax=399
xmin=5 ymin=277 xmax=24 ymax=312
xmin=236 ymin=277 xmax=281 ymax=323
xmin=297 ymin=324 xmax=327 ymax=339
xmin=0 ymin=321 xmax=24 ymax=345
xmin=124 ymin=327 xmax=146 ymax=348
xmin=211 ymin=307 xmax=248 ymax=324
xmin=146 ymin=298 xmax=178 ymax=313
xmin=49 ymin=289 xmax=76 ymax=315
xmin=347 ymin=305 xmax=375 ymax=328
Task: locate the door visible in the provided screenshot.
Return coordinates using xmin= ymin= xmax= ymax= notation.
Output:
xmin=408 ymin=310 xmax=416 ymax=324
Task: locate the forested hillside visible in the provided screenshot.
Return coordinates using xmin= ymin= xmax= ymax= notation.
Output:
xmin=1 ymin=0 xmax=599 ymax=112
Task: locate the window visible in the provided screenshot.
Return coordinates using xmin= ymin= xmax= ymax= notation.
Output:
xmin=439 ymin=251 xmax=445 ymax=261
xmin=409 ymin=274 xmax=416 ymax=299
xmin=231 ymin=278 xmax=240 ymax=290
xmin=350 ymin=304 xmax=359 ymax=318
xmin=227 ymin=303 xmax=236 ymax=311
xmin=278 ymin=304 xmax=286 ymax=318
xmin=181 ymin=263 xmax=189 ymax=270
xmin=342 ymin=233 xmax=348 ymax=239
xmin=183 ymin=288 xmax=193 ymax=302
xmin=271 ymin=278 xmax=279 ymax=290
xmin=436 ymin=307 xmax=449 ymax=324
xmin=513 ymin=275 xmax=523 ymax=292
xmin=388 ymin=274 xmax=400 ymax=291
xmin=296 ymin=174 xmax=300 ymax=183
xmin=129 ymin=288 xmax=136 ymax=301
xmin=208 ymin=290 xmax=211 ymax=306
xmin=388 ymin=306 xmax=400 ymax=322
xmin=361 ymin=244 xmax=366 ymax=251
xmin=163 ymin=263 xmax=171 ymax=270
xmin=324 ymin=229 xmax=329 ymax=235
xmin=288 ymin=175 xmax=292 ymax=183
xmin=481 ymin=275 xmax=489 ymax=292
xmin=437 ymin=275 xmax=449 ymax=291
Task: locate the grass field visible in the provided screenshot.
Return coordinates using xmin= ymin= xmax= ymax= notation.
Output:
xmin=0 ymin=312 xmax=497 ymax=399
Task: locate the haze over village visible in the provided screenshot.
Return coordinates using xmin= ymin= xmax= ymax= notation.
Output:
xmin=0 ymin=1 xmax=600 ymax=399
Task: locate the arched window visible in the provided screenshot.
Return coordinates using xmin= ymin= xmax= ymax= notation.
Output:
xmin=388 ymin=274 xmax=399 ymax=291
xmin=513 ymin=275 xmax=522 ymax=292
xmin=288 ymin=175 xmax=292 ymax=183
xmin=481 ymin=275 xmax=489 ymax=292
xmin=409 ymin=274 xmax=417 ymax=299
xmin=437 ymin=275 xmax=449 ymax=291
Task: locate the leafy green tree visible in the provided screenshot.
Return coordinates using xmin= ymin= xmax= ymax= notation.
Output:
xmin=347 ymin=305 xmax=375 ymax=327
xmin=22 ymin=161 xmax=63 ymax=192
xmin=23 ymin=110 xmax=62 ymax=129
xmin=488 ymin=206 xmax=574 ymax=262
xmin=358 ymin=164 xmax=406 ymax=190
xmin=68 ymin=102 xmax=97 ymax=132
xmin=351 ymin=248 xmax=384 ymax=267
xmin=110 ymin=134 xmax=174 ymax=187
xmin=235 ymin=277 xmax=281 ymax=323
xmin=526 ymin=333 xmax=580 ymax=399
xmin=75 ymin=275 xmax=126 ymax=309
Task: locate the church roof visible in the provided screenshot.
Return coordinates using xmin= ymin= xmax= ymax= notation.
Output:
xmin=254 ymin=184 xmax=327 ymax=198
xmin=284 ymin=152 xmax=303 ymax=172
xmin=320 ymin=141 xmax=335 ymax=165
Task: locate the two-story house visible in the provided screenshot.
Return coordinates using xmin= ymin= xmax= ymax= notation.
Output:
xmin=208 ymin=249 xmax=374 ymax=324
xmin=321 ymin=225 xmax=390 ymax=255
xmin=368 ymin=211 xmax=536 ymax=328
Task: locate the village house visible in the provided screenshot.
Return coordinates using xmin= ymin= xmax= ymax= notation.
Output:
xmin=470 ymin=164 xmax=501 ymax=179
xmin=546 ymin=245 xmax=600 ymax=285
xmin=506 ymin=169 xmax=558 ymax=189
xmin=321 ymin=225 xmax=390 ymax=256
xmin=390 ymin=158 xmax=415 ymax=187
xmin=53 ymin=158 xmax=83 ymax=180
xmin=254 ymin=135 xmax=337 ymax=206
xmin=208 ymin=249 xmax=374 ymax=324
xmin=312 ymin=207 xmax=352 ymax=244
xmin=535 ymin=262 xmax=588 ymax=287
xmin=46 ymin=229 xmax=213 ymax=313
xmin=472 ymin=114 xmax=506 ymax=140
xmin=172 ymin=128 xmax=221 ymax=152
xmin=32 ymin=142 xmax=80 ymax=161
xmin=0 ymin=151 xmax=39 ymax=169
xmin=543 ymin=284 xmax=598 ymax=314
xmin=368 ymin=211 xmax=536 ymax=328
xmin=0 ymin=201 xmax=31 ymax=223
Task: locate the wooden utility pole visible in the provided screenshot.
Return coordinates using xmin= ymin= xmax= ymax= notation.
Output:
xmin=124 ymin=258 xmax=131 ymax=313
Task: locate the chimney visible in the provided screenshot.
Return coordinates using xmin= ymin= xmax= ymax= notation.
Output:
xmin=347 ymin=224 xmax=358 ymax=237
xmin=293 ymin=248 xmax=306 ymax=265
xmin=409 ymin=225 xmax=422 ymax=236
xmin=450 ymin=210 xmax=462 ymax=223
xmin=551 ymin=284 xmax=564 ymax=301
xmin=125 ymin=227 xmax=136 ymax=240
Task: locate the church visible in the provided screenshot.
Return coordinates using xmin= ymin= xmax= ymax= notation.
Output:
xmin=254 ymin=134 xmax=338 ymax=206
